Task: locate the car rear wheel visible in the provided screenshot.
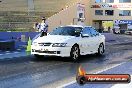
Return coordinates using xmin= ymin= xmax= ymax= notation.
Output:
xmin=97 ymin=43 xmax=104 ymax=55
xmin=70 ymin=45 xmax=80 ymax=62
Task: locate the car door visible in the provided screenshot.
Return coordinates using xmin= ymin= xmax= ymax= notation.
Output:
xmin=89 ymin=28 xmax=100 ymax=52
xmin=80 ymin=27 xmax=93 ymax=55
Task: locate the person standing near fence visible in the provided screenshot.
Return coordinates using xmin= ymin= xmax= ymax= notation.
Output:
xmin=36 ymin=17 xmax=48 ymax=37
xmin=108 ymin=26 xmax=111 ymax=33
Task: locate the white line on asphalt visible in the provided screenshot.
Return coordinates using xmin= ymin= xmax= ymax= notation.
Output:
xmin=0 ymin=52 xmax=20 ymax=56
xmin=17 ymin=49 xmax=21 ymax=50
xmin=5 ymin=53 xmax=11 ymax=55
xmin=57 ymin=62 xmax=125 ymax=88
xmin=115 ymin=46 xmax=125 ymax=49
xmin=94 ymin=62 xmax=125 ymax=74
xmin=0 ymin=51 xmax=20 ymax=56
xmin=0 ymin=54 xmax=3 ymax=56
xmin=14 ymin=52 xmax=20 ymax=54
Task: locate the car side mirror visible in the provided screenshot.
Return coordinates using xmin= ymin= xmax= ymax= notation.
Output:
xmin=81 ymin=34 xmax=90 ymax=38
xmin=74 ymin=30 xmax=81 ymax=37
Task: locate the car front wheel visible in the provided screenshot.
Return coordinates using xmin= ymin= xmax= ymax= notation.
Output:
xmin=97 ymin=43 xmax=105 ymax=55
xmin=70 ymin=45 xmax=80 ymax=61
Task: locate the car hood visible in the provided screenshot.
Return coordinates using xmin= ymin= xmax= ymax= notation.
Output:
xmin=33 ymin=35 xmax=76 ymax=43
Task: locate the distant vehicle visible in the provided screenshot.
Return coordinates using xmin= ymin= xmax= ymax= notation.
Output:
xmin=31 ymin=25 xmax=105 ymax=61
xmin=114 ymin=28 xmax=120 ymax=34
xmin=113 ymin=26 xmax=120 ymax=34
xmin=125 ymin=29 xmax=132 ymax=35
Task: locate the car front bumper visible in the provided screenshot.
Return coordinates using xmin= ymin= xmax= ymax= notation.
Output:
xmin=31 ymin=45 xmax=71 ymax=57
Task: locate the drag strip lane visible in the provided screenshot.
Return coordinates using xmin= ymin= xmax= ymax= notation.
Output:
xmin=0 ymin=43 xmax=132 ymax=88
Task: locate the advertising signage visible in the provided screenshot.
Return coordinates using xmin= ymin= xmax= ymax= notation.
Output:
xmin=77 ymin=3 xmax=85 ymax=18
xmin=91 ymin=4 xmax=132 ymax=8
xmin=115 ymin=20 xmax=132 ymax=25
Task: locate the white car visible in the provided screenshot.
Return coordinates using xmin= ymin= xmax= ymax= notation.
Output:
xmin=125 ymin=29 xmax=132 ymax=35
xmin=114 ymin=28 xmax=120 ymax=34
xmin=113 ymin=26 xmax=120 ymax=34
xmin=31 ymin=25 xmax=105 ymax=61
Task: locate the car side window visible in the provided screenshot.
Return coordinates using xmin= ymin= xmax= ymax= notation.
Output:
xmin=89 ymin=28 xmax=99 ymax=37
xmin=75 ymin=27 xmax=83 ymax=33
xmin=82 ymin=27 xmax=92 ymax=37
xmin=74 ymin=27 xmax=82 ymax=37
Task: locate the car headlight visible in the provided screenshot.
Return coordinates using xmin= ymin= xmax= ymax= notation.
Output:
xmin=52 ymin=43 xmax=67 ymax=47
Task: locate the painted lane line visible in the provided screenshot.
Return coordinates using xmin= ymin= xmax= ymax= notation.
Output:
xmin=94 ymin=62 xmax=125 ymax=74
xmin=0 ymin=52 xmax=20 ymax=56
xmin=5 ymin=53 xmax=11 ymax=55
xmin=14 ymin=52 xmax=20 ymax=54
xmin=17 ymin=48 xmax=21 ymax=50
xmin=0 ymin=54 xmax=3 ymax=56
xmin=57 ymin=62 xmax=125 ymax=88
xmin=6 ymin=51 xmax=10 ymax=52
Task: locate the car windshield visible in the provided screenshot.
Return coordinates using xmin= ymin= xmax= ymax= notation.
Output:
xmin=49 ymin=27 xmax=82 ymax=36
xmin=128 ymin=29 xmax=132 ymax=31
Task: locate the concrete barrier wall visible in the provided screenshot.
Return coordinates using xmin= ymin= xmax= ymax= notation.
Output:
xmin=0 ymin=32 xmax=38 ymax=41
xmin=0 ymin=32 xmax=39 ymax=49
